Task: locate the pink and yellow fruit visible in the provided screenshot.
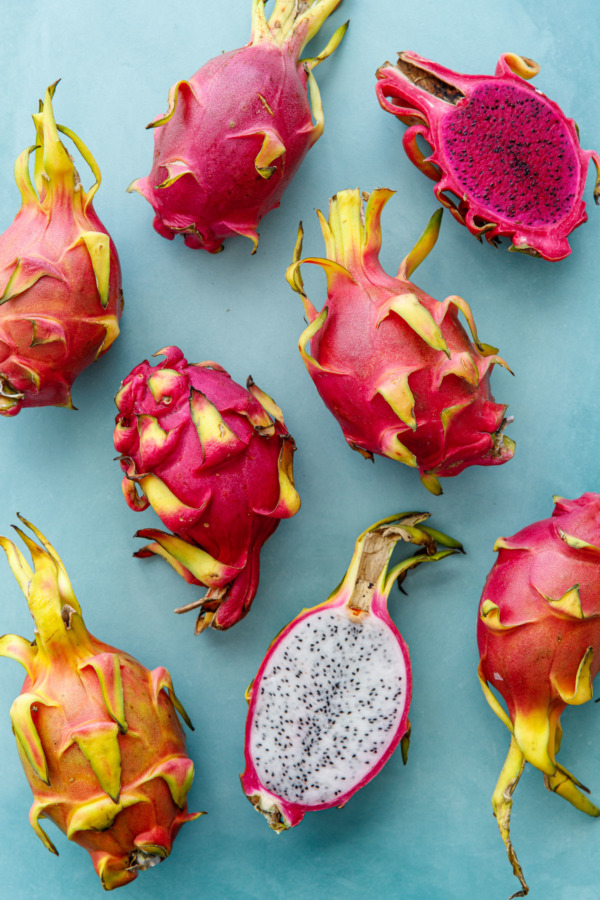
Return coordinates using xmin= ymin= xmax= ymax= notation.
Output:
xmin=0 ymin=83 xmax=123 ymax=415
xmin=114 ymin=347 xmax=301 ymax=632
xmin=129 ymin=0 xmax=347 ymax=253
xmin=478 ymin=493 xmax=600 ymax=897
xmin=0 ymin=516 xmax=200 ymax=890
xmin=287 ymin=188 xmax=514 ymax=495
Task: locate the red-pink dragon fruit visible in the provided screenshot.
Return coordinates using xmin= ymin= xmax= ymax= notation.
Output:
xmin=286 ymin=187 xmax=514 ymax=495
xmin=128 ymin=0 xmax=347 ymax=253
xmin=376 ymin=52 xmax=600 ymax=260
xmin=241 ymin=512 xmax=461 ymax=831
xmin=114 ymin=347 xmax=300 ymax=633
xmin=477 ymin=494 xmax=600 ymax=897
xmin=0 ymin=83 xmax=123 ymax=415
xmin=0 ymin=516 xmax=200 ymax=890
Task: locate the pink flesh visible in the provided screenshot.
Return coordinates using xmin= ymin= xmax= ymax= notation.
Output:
xmin=440 ymin=82 xmax=579 ymax=226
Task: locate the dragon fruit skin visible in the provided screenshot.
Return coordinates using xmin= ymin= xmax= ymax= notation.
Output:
xmin=376 ymin=52 xmax=600 ymax=261
xmin=114 ymin=347 xmax=300 ymax=633
xmin=0 ymin=516 xmax=200 ymax=890
xmin=0 ymin=83 xmax=123 ymax=415
xmin=129 ymin=0 xmax=347 ymax=253
xmin=241 ymin=512 xmax=461 ymax=831
xmin=477 ymin=494 xmax=600 ymax=897
xmin=286 ymin=188 xmax=514 ymax=496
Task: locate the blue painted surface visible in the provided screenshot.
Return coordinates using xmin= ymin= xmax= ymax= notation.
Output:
xmin=0 ymin=1 xmax=599 ymax=898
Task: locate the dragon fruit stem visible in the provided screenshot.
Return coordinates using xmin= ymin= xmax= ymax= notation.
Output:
xmin=339 ymin=513 xmax=460 ymax=614
xmin=252 ymin=0 xmax=344 ymax=57
xmin=491 ymin=735 xmax=528 ymax=899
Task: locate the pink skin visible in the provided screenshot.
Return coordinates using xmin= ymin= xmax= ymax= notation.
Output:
xmin=130 ymin=0 xmax=347 ymax=253
xmin=478 ymin=493 xmax=600 ymax=730
xmin=114 ymin=347 xmax=300 ymax=632
xmin=287 ymin=188 xmax=514 ymax=494
xmin=376 ymin=51 xmax=600 ymax=261
xmin=0 ymin=84 xmax=122 ymax=415
xmin=0 ymin=518 xmax=199 ymax=890
xmin=310 ymin=273 xmax=509 ymax=478
xmin=477 ymin=493 xmax=600 ymax=897
xmin=241 ymin=586 xmax=411 ymax=829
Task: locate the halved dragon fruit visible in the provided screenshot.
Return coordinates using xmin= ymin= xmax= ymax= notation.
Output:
xmin=129 ymin=0 xmax=347 ymax=253
xmin=286 ymin=187 xmax=514 ymax=495
xmin=478 ymin=494 xmax=600 ymax=897
xmin=241 ymin=512 xmax=461 ymax=831
xmin=376 ymin=52 xmax=600 ymax=260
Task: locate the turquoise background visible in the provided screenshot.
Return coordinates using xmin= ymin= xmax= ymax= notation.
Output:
xmin=1 ymin=1 xmax=599 ymax=897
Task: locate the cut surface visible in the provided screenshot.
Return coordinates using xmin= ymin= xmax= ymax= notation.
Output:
xmin=440 ymin=82 xmax=578 ymax=225
xmin=249 ymin=607 xmax=408 ymax=807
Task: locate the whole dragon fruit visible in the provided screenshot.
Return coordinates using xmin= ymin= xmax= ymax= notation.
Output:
xmin=0 ymin=82 xmax=123 ymax=415
xmin=128 ymin=0 xmax=347 ymax=253
xmin=114 ymin=347 xmax=300 ymax=633
xmin=376 ymin=52 xmax=600 ymax=261
xmin=477 ymin=494 xmax=600 ymax=897
xmin=241 ymin=512 xmax=461 ymax=831
xmin=286 ymin=187 xmax=514 ymax=495
xmin=0 ymin=516 xmax=200 ymax=890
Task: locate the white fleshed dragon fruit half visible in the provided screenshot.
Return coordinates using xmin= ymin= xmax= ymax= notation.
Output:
xmin=241 ymin=512 xmax=462 ymax=830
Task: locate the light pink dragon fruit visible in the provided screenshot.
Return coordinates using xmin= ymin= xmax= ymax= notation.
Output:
xmin=376 ymin=52 xmax=600 ymax=260
xmin=114 ymin=347 xmax=300 ymax=633
xmin=0 ymin=516 xmax=200 ymax=890
xmin=286 ymin=187 xmax=514 ymax=495
xmin=478 ymin=494 xmax=600 ymax=897
xmin=0 ymin=83 xmax=123 ymax=415
xmin=128 ymin=0 xmax=347 ymax=253
xmin=241 ymin=512 xmax=462 ymax=830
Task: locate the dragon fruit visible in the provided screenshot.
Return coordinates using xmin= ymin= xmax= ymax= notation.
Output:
xmin=241 ymin=512 xmax=461 ymax=831
xmin=114 ymin=346 xmax=300 ymax=633
xmin=376 ymin=52 xmax=600 ymax=260
xmin=286 ymin=187 xmax=514 ymax=495
xmin=0 ymin=516 xmax=200 ymax=890
xmin=128 ymin=0 xmax=347 ymax=254
xmin=477 ymin=494 xmax=600 ymax=897
xmin=0 ymin=82 xmax=123 ymax=415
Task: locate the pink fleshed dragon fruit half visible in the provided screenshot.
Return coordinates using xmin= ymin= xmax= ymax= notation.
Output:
xmin=128 ymin=0 xmax=347 ymax=253
xmin=478 ymin=494 xmax=600 ymax=897
xmin=376 ymin=52 xmax=600 ymax=261
xmin=286 ymin=188 xmax=514 ymax=495
xmin=0 ymin=83 xmax=122 ymax=415
xmin=113 ymin=347 xmax=300 ymax=633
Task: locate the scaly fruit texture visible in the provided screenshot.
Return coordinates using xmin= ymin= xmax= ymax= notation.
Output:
xmin=477 ymin=494 xmax=600 ymax=898
xmin=0 ymin=82 xmax=123 ymax=415
xmin=286 ymin=188 xmax=514 ymax=495
xmin=376 ymin=52 xmax=600 ymax=261
xmin=241 ymin=512 xmax=462 ymax=831
xmin=114 ymin=347 xmax=300 ymax=633
xmin=0 ymin=516 xmax=200 ymax=890
xmin=128 ymin=0 xmax=347 ymax=253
